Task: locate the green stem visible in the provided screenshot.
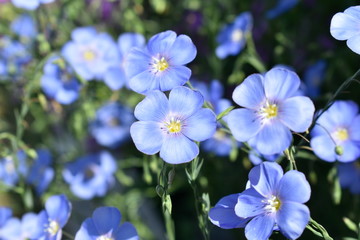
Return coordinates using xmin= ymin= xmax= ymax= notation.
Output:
xmin=307 ymin=218 xmax=334 ymax=240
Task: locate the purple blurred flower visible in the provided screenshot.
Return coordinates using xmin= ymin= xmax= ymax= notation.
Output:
xmin=337 ymin=161 xmax=360 ymax=194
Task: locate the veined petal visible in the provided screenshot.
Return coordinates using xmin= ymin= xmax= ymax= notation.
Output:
xmin=227 ymin=108 xmax=262 ymax=142
xmin=338 ymin=140 xmax=360 ymax=162
xmin=182 ymin=109 xmax=217 ymax=141
xmin=128 ymin=70 xmax=157 ymax=94
xmin=168 ymin=86 xmax=204 ymax=117
xmin=160 ymin=134 xmax=199 ymax=164
xmin=158 ymin=66 xmax=191 ymax=91
xmin=248 ymin=162 xmax=283 ymax=197
xmin=45 ymin=194 xmax=71 ymax=227
xmin=114 ymin=222 xmax=139 ymax=240
xmin=349 ymin=115 xmax=360 ymax=141
xmin=278 ymin=96 xmax=315 ymax=132
xmin=277 ymin=171 xmax=311 ymax=203
xmin=234 ymin=188 xmax=266 ymax=218
xmin=245 ymin=215 xmax=275 ymax=240
xmin=310 ymin=135 xmax=336 ymax=162
xmin=71 ymin=27 xmax=97 ymax=44
xmin=347 ymin=34 xmax=360 ymax=55
xmin=232 ymin=73 xmax=265 ymax=109
xmin=168 ymin=34 xmax=197 ymax=65
xmin=264 ymin=68 xmax=300 ymax=101
xmin=276 ymin=202 xmax=310 ymax=240
xmin=134 ymin=90 xmax=168 ymax=121
xmin=125 ymin=48 xmax=151 ymax=79
xmin=209 ymin=193 xmax=248 ymax=229
xmin=252 ymin=121 xmax=292 ymax=155
xmin=147 ymin=31 xmax=177 ymax=55
xmin=118 ymin=33 xmax=145 ymax=55
xmin=130 ymin=121 xmax=164 ymax=155
xmin=330 ymin=11 xmax=360 ymax=40
xmin=92 ymin=207 xmax=121 ymax=235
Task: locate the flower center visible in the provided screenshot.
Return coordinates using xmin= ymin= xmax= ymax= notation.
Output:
xmin=231 ymin=29 xmax=243 ymax=42
xmin=152 ymin=56 xmax=169 ymax=72
xmin=83 ymin=50 xmax=96 ymax=61
xmin=333 ymin=128 xmax=349 ymax=142
xmin=263 ymin=195 xmax=281 ymax=213
xmin=213 ymin=129 xmax=226 ymax=140
xmin=97 ymin=236 xmax=114 ymax=240
xmin=259 ymin=101 xmax=278 ymax=120
xmin=164 ymin=117 xmax=182 ymax=134
xmin=47 ymin=220 xmax=60 ymax=236
xmin=4 ymin=157 xmax=15 ymax=174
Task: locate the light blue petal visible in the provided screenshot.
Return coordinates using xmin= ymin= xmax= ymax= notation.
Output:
xmin=252 ymin=120 xmax=292 ymax=155
xmin=134 ymin=90 xmax=168 ymax=121
xmin=278 ymin=96 xmax=314 ymax=132
xmin=264 ymin=68 xmax=300 ymax=101
xmin=324 ymin=101 xmax=358 ymax=127
xmin=168 ymin=87 xmax=204 ymax=117
xmin=147 ymin=30 xmax=177 ymax=55
xmin=338 ymin=140 xmax=360 ymax=162
xmin=0 ymin=208 xmax=12 ymax=227
xmin=347 ymin=34 xmax=360 ymax=54
xmin=130 ymin=121 xmax=164 ymax=155
xmin=215 ymin=44 xmax=230 ymax=59
xmin=71 ymin=27 xmax=97 ymax=44
xmin=0 ymin=218 xmax=22 ymax=239
xmin=210 ymin=80 xmax=224 ymax=102
xmin=158 ymin=65 xmax=191 ymax=91
xmin=182 ymin=108 xmax=216 ymax=141
xmin=118 ymin=33 xmax=145 ymax=55
xmin=11 ymin=0 xmax=39 ymax=10
xmin=114 ymin=222 xmax=139 ymax=240
xmin=74 ymin=218 xmax=97 ymax=240
xmin=232 ymin=73 xmax=265 ymax=109
xmin=276 ymin=202 xmax=310 ymax=240
xmin=234 ymin=188 xmax=266 ymax=218
xmin=209 ymin=193 xmax=248 ymax=229
xmin=45 ymin=194 xmax=71 ymax=227
xmin=55 ymin=87 xmax=79 ymax=105
xmin=124 ymin=48 xmax=151 ymax=79
xmin=41 ymin=75 xmax=62 ymax=98
xmin=104 ymin=67 xmax=127 ymax=90
xmin=248 ymin=162 xmax=283 ymax=197
xmin=21 ymin=212 xmax=43 ymax=239
xmin=160 ymin=134 xmax=199 ymax=164
xmin=99 ymin=151 xmax=117 ymax=174
xmin=277 ymin=170 xmax=311 ymax=203
xmin=128 ymin=69 xmax=158 ymax=94
xmin=349 ymin=115 xmax=360 ymax=141
xmin=245 ymin=215 xmax=275 ymax=240
xmin=168 ymin=34 xmax=197 ymax=65
xmin=227 ymin=108 xmax=262 ymax=142
xmin=330 ymin=10 xmax=360 ymax=40
xmin=310 ymin=135 xmax=336 ymax=162
xmin=92 ymin=207 xmax=121 ymax=235
xmin=266 ymin=0 xmax=299 ymax=19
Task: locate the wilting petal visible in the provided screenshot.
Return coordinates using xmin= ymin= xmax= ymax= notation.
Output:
xmin=160 ymin=134 xmax=198 ymax=164
xmin=134 ymin=91 xmax=168 ymax=121
xmin=182 ymin=109 xmax=217 ymax=141
xmin=277 ymin=171 xmax=311 ymax=203
xmin=130 ymin=121 xmax=164 ymax=155
xmin=227 ymin=108 xmax=262 ymax=142
xmin=232 ymin=73 xmax=265 ymax=109
xmin=264 ymin=68 xmax=300 ymax=101
xmin=245 ymin=215 xmax=275 ymax=240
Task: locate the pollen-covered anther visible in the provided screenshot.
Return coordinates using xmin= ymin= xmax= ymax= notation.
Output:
xmin=152 ymin=56 xmax=169 ymax=72
xmin=97 ymin=235 xmax=114 ymax=240
xmin=83 ymin=50 xmax=96 ymax=61
xmin=47 ymin=220 xmax=60 ymax=236
xmin=263 ymin=195 xmax=281 ymax=213
xmin=260 ymin=101 xmax=278 ymax=120
xmin=333 ymin=128 xmax=349 ymax=142
xmin=231 ymin=29 xmax=243 ymax=42
xmin=164 ymin=117 xmax=182 ymax=133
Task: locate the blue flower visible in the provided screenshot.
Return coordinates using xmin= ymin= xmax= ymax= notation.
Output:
xmin=104 ymin=32 xmax=145 ymax=90
xmin=0 ymin=151 xmax=27 ymax=186
xmin=248 ymin=144 xmax=279 ymax=165
xmin=215 ymin=12 xmax=253 ymax=59
xmin=37 ymin=194 xmax=72 ymax=240
xmin=266 ymin=0 xmax=299 ymax=19
xmin=130 ymin=86 xmax=217 ymax=164
xmin=227 ymin=67 xmax=315 ymax=155
xmin=26 ymin=149 xmax=54 ymax=195
xmin=75 ymin=206 xmax=138 ymax=240
xmin=337 ymin=161 xmax=360 ymax=194
xmin=0 ymin=207 xmax=12 ymax=228
xmin=210 ymin=162 xmax=311 ymax=240
xmin=61 ymin=26 xmax=119 ymax=81
xmin=89 ymin=102 xmax=134 ymax=148
xmin=310 ymin=100 xmax=360 ymax=162
xmin=11 ymin=14 xmax=37 ymax=40
xmin=62 ymin=151 xmax=117 ymax=199
xmin=41 ymin=56 xmax=81 ymax=105
xmin=330 ymin=6 xmax=360 ymax=54
xmin=302 ymin=60 xmax=327 ymax=98
xmin=125 ymin=30 xmax=197 ymax=94
xmin=11 ymin=0 xmax=55 ymax=10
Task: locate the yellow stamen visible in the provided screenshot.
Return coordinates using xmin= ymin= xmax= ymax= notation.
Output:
xmin=153 ymin=57 xmax=169 ymax=72
xmin=165 ymin=117 xmax=182 ymax=133
xmin=263 ymin=195 xmax=281 ymax=213
xmin=97 ymin=236 xmax=114 ymax=240
xmin=231 ymin=29 xmax=243 ymax=42
xmin=47 ymin=220 xmax=60 ymax=236
xmin=83 ymin=50 xmax=96 ymax=61
xmin=333 ymin=128 xmax=349 ymax=142
xmin=260 ymin=101 xmax=278 ymax=119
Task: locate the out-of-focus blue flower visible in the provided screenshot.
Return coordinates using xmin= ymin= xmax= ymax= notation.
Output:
xmin=131 ymin=86 xmax=217 ymax=164
xmin=193 ymin=80 xmax=236 ymax=156
xmin=330 ymin=6 xmax=360 ymax=55
xmin=62 ymin=151 xmax=117 ymax=199
xmin=0 ymin=212 xmax=44 ymax=240
xmin=248 ymin=144 xmax=279 ymax=165
xmin=0 ymin=36 xmax=32 ymax=80
xmin=227 ymin=67 xmax=315 ymax=155
xmin=37 ymin=194 xmax=72 ymax=240
xmin=0 ymin=151 xmax=27 ymax=186
xmin=125 ymin=30 xmax=197 ymax=94
xmin=26 ymin=149 xmax=54 ymax=195
xmin=215 ymin=12 xmax=253 ymax=59
xmin=11 ymin=0 xmax=55 ymax=10
xmin=41 ymin=56 xmax=81 ymax=105
xmin=0 ymin=207 xmax=12 ymax=228
xmin=104 ymin=32 xmax=145 ymax=90
xmin=337 ymin=161 xmax=360 ymax=194
xmin=62 ymin=26 xmax=119 ymax=81
xmin=310 ymin=100 xmax=360 ymax=162
xmin=266 ymin=0 xmax=299 ymax=19
xmin=302 ymin=60 xmax=327 ymax=98
xmin=75 ymin=206 xmax=138 ymax=240
xmin=89 ymin=102 xmax=134 ymax=148
xmin=210 ymin=162 xmax=311 ymax=240
xmin=11 ymin=14 xmax=37 ymax=39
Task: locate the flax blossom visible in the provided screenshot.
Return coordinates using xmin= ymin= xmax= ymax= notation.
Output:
xmin=125 ymin=30 xmax=197 ymax=94
xmin=227 ymin=67 xmax=315 ymax=155
xmin=130 ymin=86 xmax=216 ymax=164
